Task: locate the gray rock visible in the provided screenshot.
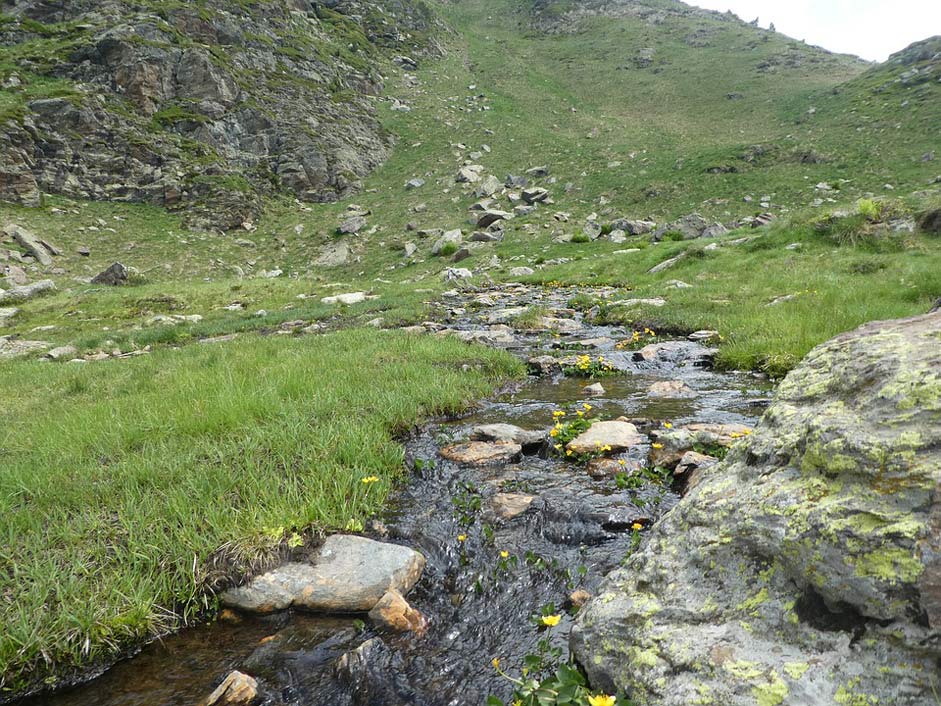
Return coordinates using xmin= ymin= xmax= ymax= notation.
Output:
xmin=525 ymin=166 xmax=550 ymax=178
xmin=0 ymin=307 xmax=17 ymax=326
xmin=701 ymin=223 xmax=729 ymax=238
xmin=403 ymin=242 xmax=417 ymax=258
xmin=509 ymin=266 xmax=534 ymax=277
xmin=221 ymin=535 xmax=425 ymax=613
xmin=45 ymin=345 xmax=78 ymax=361
xmin=91 ymin=262 xmax=129 ymax=286
xmin=610 ymin=218 xmax=656 ymax=235
xmin=573 ymin=313 xmax=941 ymax=706
xmin=321 ymin=292 xmax=367 ymax=305
xmin=4 ymin=224 xmax=55 ymax=266
xmin=456 ymin=165 xmax=484 ymax=184
xmin=315 ymin=241 xmax=351 ymax=267
xmin=582 ymin=221 xmax=603 ymax=240
xmin=339 ymin=216 xmax=367 ymax=235
xmin=476 ymin=210 xmax=512 ymax=228
xmin=653 ymin=213 xmax=708 ymax=240
xmin=647 ymin=379 xmax=695 ymax=398
xmin=0 ymin=336 xmax=49 ymax=359
xmin=470 ymin=231 xmax=502 ymax=242
xmin=451 ymin=247 xmax=472 ymax=263
xmin=405 ymin=178 xmax=425 ymax=190
xmin=488 ymin=493 xmax=536 ymax=520
xmin=443 ymin=267 xmax=473 ymax=281
xmin=475 ymin=174 xmax=503 ymax=198
xmin=471 ymin=423 xmax=544 ymax=448
xmin=432 ymin=229 xmax=463 ymax=255
xmin=0 ymin=279 xmax=56 ymax=304
xmin=521 ymin=187 xmax=549 ymax=204
xmin=648 ymin=253 xmax=686 ymax=274
xmin=528 ymin=355 xmax=561 ymax=376
xmin=584 ymin=382 xmax=606 ymax=396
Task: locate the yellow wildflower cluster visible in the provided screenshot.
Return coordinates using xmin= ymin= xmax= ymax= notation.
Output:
xmin=729 ymin=429 xmax=753 ymax=439
xmin=361 ymin=476 xmax=380 ymax=484
xmin=616 ymin=327 xmax=657 ymax=349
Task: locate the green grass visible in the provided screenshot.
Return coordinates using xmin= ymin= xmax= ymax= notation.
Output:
xmin=0 ymin=329 xmax=523 ymax=693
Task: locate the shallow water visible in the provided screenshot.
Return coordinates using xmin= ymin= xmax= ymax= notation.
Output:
xmin=22 ymin=285 xmax=772 ymax=706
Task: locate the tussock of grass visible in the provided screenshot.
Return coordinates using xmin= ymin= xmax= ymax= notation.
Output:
xmin=0 ymin=329 xmax=523 ymax=691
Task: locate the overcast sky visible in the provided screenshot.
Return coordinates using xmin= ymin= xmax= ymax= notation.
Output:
xmin=690 ymin=1 xmax=941 ymax=62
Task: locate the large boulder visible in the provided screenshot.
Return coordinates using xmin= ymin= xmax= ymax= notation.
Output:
xmin=572 ymin=313 xmax=941 ymax=706
xmin=221 ymin=535 xmax=425 ymax=613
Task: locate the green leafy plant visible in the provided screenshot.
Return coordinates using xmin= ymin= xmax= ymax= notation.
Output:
xmin=562 ymin=354 xmax=617 ymax=378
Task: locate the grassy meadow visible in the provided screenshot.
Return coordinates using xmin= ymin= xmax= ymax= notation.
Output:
xmin=0 ymin=331 xmax=522 ymax=693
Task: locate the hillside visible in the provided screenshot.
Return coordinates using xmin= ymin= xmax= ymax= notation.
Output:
xmin=0 ymin=0 xmax=940 ymax=701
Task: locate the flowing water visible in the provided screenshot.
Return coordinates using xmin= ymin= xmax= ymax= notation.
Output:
xmin=22 ymin=285 xmax=772 ymax=706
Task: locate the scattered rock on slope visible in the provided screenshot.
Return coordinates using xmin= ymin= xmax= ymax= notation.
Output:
xmin=573 ymin=312 xmax=941 ymax=706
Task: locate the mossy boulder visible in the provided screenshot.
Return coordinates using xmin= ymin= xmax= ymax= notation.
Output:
xmin=572 ymin=313 xmax=941 ymax=706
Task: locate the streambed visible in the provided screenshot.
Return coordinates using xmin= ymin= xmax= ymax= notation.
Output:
xmin=23 ymin=285 xmax=772 ymax=706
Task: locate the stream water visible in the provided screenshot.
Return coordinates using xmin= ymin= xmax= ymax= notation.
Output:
xmin=22 ymin=285 xmax=772 ymax=706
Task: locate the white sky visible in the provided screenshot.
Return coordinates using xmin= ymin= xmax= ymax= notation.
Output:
xmin=690 ymin=1 xmax=941 ymax=62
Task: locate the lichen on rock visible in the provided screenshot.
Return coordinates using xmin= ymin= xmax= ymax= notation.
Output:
xmin=572 ymin=313 xmax=941 ymax=705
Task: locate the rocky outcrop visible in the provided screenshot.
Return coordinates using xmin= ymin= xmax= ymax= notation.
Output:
xmin=572 ymin=313 xmax=941 ymax=706
xmin=0 ymin=0 xmax=442 ymax=228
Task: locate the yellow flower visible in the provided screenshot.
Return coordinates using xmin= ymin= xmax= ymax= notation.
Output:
xmin=457 ymin=534 xmax=467 ymax=542
xmin=743 ymin=429 xmax=753 ymax=435
xmin=550 ymin=428 xmax=559 ymax=437
xmin=553 ymin=410 xmax=566 ymax=418
xmin=554 ymin=443 xmax=563 ymax=451
xmin=588 ymin=695 xmax=617 ymax=706
xmin=576 ymin=410 xmax=584 ymax=417
xmin=492 ymin=657 xmax=501 ymax=669
xmin=651 ymin=443 xmax=664 ymax=450
xmin=500 ymin=550 xmax=509 ymax=559
xmin=618 ymin=459 xmax=626 ymax=466
xmin=583 ymin=403 xmax=592 ymax=411
xmin=602 ymin=445 xmax=612 ymax=452
xmin=631 ymin=522 xmax=644 ymax=531
xmin=361 ymin=476 xmax=380 ymax=484
xmin=566 ymin=449 xmax=573 ymax=456
xmin=663 ymin=422 xmax=673 ymax=429
xmin=540 ymin=614 xmax=562 ymax=627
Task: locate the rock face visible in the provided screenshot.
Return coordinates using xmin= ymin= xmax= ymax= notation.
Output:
xmin=221 ymin=535 xmax=425 ymax=613
xmin=572 ymin=313 xmax=941 ymax=706
xmin=0 ymin=1 xmax=441 ymax=228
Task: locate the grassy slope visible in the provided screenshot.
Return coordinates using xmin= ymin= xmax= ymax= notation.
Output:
xmin=0 ymin=331 xmax=523 ymax=692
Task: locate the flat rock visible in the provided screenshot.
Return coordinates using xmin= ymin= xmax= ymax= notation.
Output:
xmin=321 ymin=292 xmax=368 ymax=305
xmin=476 ymin=210 xmax=511 ymax=228
xmin=471 ymin=423 xmax=544 ymax=448
xmin=0 ymin=336 xmax=48 ymax=359
xmin=0 ymin=279 xmax=55 ymax=304
xmin=4 ymin=224 xmax=54 ymax=266
xmin=45 ymin=345 xmax=78 ymax=361
xmin=647 ymin=380 xmax=695 ymax=398
xmin=439 ymin=441 xmax=522 ymax=466
xmin=339 ymin=216 xmax=367 ymax=234
xmin=221 ymin=535 xmax=425 ymax=613
xmin=567 ymin=421 xmax=644 ymax=455
xmin=509 ymin=266 xmax=534 ymax=277
xmin=315 ymin=242 xmax=351 ymax=267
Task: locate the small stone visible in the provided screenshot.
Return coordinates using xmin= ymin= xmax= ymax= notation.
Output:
xmin=489 ymin=493 xmax=536 ymax=520
xmin=509 ymin=266 xmax=534 ymax=277
xmin=405 ymin=178 xmax=425 ymax=190
xmin=569 ymin=589 xmax=592 ymax=609
xmin=688 ymin=330 xmax=720 ymax=343
xmin=443 ymin=267 xmax=473 ymax=281
xmin=471 ymin=423 xmax=544 ymax=449
xmin=528 ymin=355 xmax=561 ymax=376
xmin=476 ymin=210 xmax=512 ymax=228
xmin=584 ymin=382 xmax=606 ymax=396
xmin=45 ymin=345 xmax=78 ymax=361
xmin=198 ymin=671 xmax=258 ymax=706
xmin=368 ymin=589 xmax=427 ymax=633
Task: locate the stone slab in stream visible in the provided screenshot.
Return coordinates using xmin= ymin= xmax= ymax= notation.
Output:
xmin=566 ymin=421 xmax=645 ymax=455
xmin=221 ymin=535 xmax=425 ymax=613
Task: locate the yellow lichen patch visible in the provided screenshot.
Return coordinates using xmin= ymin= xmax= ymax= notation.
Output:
xmin=752 ymin=670 xmax=788 ymax=706
xmin=783 ymin=661 xmax=810 ymax=680
xmin=851 ymin=547 xmax=923 ymax=583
